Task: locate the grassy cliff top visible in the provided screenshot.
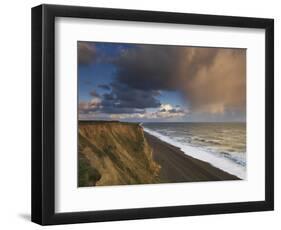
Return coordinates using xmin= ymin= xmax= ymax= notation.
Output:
xmin=79 ymin=120 xmax=140 ymax=126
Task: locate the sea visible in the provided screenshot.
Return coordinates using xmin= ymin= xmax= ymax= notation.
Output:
xmin=142 ymin=122 xmax=246 ymax=179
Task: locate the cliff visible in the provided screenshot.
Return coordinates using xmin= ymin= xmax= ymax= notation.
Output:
xmin=78 ymin=121 xmax=160 ymax=186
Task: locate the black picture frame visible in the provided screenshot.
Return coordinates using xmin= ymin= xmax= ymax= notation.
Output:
xmin=31 ymin=4 xmax=274 ymax=225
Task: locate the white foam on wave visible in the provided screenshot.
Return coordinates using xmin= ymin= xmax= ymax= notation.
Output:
xmin=143 ymin=127 xmax=246 ymax=179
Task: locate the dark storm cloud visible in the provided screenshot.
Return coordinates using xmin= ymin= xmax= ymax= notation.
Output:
xmin=113 ymin=45 xmax=246 ymax=114
xmin=103 ymin=93 xmax=115 ymax=101
xmin=89 ymin=89 xmax=99 ymax=97
xmin=79 ymin=43 xmax=246 ymax=120
xmin=80 ymin=82 xmax=161 ymax=115
xmin=101 ymin=107 xmax=145 ymax=114
xmin=99 ymin=83 xmax=160 ymax=113
xmin=78 ymin=42 xmax=96 ymax=65
xmin=114 ymin=45 xmax=184 ymax=90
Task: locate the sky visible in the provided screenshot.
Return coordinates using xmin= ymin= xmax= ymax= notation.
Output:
xmin=78 ymin=41 xmax=246 ymax=122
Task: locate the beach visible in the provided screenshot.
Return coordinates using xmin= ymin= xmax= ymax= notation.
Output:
xmin=144 ymin=132 xmax=239 ymax=182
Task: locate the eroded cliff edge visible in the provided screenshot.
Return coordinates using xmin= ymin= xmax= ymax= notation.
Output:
xmin=78 ymin=121 xmax=160 ymax=186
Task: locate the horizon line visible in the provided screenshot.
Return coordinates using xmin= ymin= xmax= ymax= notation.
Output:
xmin=78 ymin=119 xmax=246 ymax=123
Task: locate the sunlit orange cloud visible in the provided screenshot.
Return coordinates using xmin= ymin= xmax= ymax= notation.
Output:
xmin=178 ymin=48 xmax=246 ymax=114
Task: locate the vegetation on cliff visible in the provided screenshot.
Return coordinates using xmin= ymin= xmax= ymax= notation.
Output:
xmin=78 ymin=121 xmax=160 ymax=186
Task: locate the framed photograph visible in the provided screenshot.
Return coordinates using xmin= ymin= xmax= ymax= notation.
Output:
xmin=31 ymin=4 xmax=274 ymax=225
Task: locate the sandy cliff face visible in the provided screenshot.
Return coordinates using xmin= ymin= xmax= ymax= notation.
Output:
xmin=78 ymin=121 xmax=160 ymax=186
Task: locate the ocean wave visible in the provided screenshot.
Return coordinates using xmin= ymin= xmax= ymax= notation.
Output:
xmin=219 ymin=151 xmax=246 ymax=167
xmin=143 ymin=127 xmax=246 ymax=179
xmin=192 ymin=136 xmax=222 ymax=145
